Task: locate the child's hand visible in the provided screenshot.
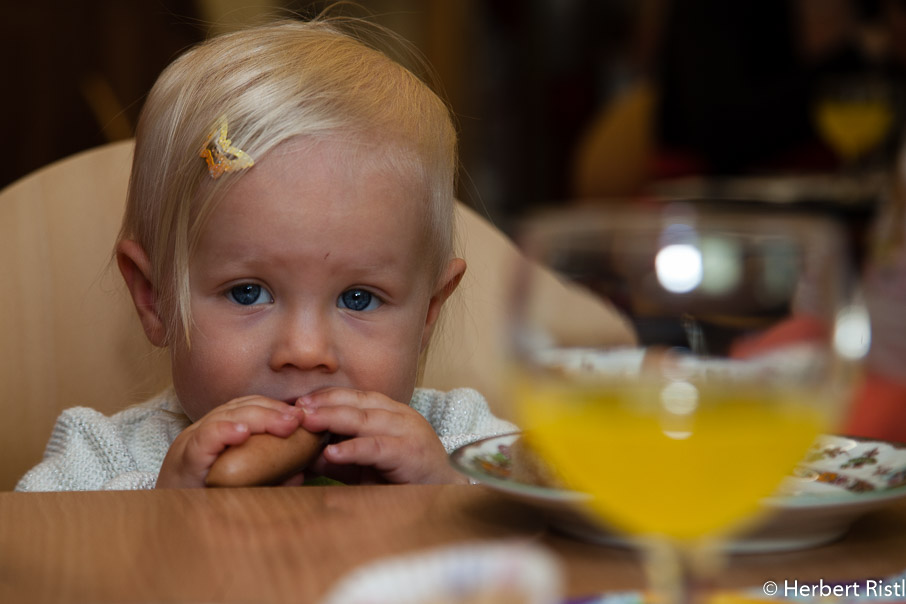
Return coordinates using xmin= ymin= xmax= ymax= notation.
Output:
xmin=298 ymin=388 xmax=468 ymax=485
xmin=156 ymin=396 xmax=305 ymax=488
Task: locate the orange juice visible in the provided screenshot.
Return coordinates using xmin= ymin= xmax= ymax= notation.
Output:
xmin=815 ymin=100 xmax=893 ymax=160
xmin=516 ymin=378 xmax=827 ymax=541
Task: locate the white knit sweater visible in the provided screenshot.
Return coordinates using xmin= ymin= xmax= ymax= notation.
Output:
xmin=16 ymin=387 xmax=517 ymax=492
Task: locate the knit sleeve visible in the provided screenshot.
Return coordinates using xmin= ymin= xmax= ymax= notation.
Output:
xmin=15 ymin=396 xmax=183 ymax=492
xmin=15 ymin=407 xmax=146 ymax=491
xmin=409 ymin=388 xmax=519 ymax=453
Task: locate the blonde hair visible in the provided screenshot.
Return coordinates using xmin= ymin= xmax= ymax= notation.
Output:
xmin=119 ymin=18 xmax=457 ymax=343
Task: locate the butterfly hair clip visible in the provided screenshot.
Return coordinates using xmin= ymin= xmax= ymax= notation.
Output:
xmin=199 ymin=117 xmax=255 ymax=179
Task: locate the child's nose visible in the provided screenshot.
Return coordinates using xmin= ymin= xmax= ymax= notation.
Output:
xmin=269 ymin=308 xmax=339 ymax=373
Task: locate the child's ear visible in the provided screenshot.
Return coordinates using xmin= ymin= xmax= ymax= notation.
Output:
xmin=421 ymin=258 xmax=467 ymax=352
xmin=116 ymin=239 xmax=167 ymax=347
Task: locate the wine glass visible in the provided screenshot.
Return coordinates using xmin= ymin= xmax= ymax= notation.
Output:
xmin=507 ymin=202 xmax=867 ymax=604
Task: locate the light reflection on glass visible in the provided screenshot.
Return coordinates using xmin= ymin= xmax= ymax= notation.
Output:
xmin=660 ymin=381 xmax=699 ymax=440
xmin=655 ymin=244 xmax=703 ymax=293
xmin=834 ymin=304 xmax=871 ymax=360
xmin=700 ymin=235 xmax=741 ymax=295
xmin=660 ymin=381 xmax=699 ymax=415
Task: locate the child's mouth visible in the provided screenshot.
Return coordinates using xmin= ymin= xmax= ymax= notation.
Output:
xmin=281 ymin=387 xmax=334 ymax=405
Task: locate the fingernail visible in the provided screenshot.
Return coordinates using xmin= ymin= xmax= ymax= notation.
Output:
xmin=235 ymin=422 xmax=249 ymax=433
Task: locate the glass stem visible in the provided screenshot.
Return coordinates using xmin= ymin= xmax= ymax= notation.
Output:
xmin=641 ymin=537 xmax=724 ymax=604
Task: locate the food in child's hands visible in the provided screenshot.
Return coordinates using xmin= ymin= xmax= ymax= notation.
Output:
xmin=206 ymin=427 xmax=329 ymax=487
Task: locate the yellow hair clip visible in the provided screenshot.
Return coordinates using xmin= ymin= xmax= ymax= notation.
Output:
xmin=199 ymin=118 xmax=255 ymax=179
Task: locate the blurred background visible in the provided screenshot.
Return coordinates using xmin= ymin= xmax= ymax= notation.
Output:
xmin=4 ymin=0 xmax=906 ymax=231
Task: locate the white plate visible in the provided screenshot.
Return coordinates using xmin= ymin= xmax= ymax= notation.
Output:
xmin=450 ymin=433 xmax=906 ymax=554
xmin=320 ymin=542 xmax=562 ymax=604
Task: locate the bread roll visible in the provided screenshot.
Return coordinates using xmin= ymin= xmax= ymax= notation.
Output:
xmin=206 ymin=428 xmax=328 ymax=487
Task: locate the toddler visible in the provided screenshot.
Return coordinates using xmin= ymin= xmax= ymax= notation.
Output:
xmin=17 ymin=18 xmax=515 ymax=491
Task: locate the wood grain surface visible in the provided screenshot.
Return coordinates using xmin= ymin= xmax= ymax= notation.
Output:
xmin=0 ymin=485 xmax=904 ymax=603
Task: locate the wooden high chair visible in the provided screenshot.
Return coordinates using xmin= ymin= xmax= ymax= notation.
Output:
xmin=0 ymin=141 xmax=634 ymax=490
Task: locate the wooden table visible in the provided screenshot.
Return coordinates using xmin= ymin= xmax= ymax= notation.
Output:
xmin=1 ymin=485 xmax=905 ymax=602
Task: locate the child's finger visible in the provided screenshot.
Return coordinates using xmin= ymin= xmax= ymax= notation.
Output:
xmin=210 ymin=404 xmax=303 ymax=437
xmin=322 ymin=435 xmax=400 ymax=467
xmin=179 ymin=404 xmax=303 ymax=471
xmin=157 ymin=419 xmax=254 ymax=489
xmin=181 ymin=420 xmax=252 ymax=469
xmin=321 ymin=435 xmax=417 ymax=483
xmin=297 ymin=388 xmax=399 ymax=412
xmin=322 ymin=434 xmax=452 ymax=484
xmin=300 ymin=403 xmax=403 ymax=437
xmin=217 ymin=395 xmax=307 ymax=418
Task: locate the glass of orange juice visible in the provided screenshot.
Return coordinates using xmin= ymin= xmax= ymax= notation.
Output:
xmin=508 ymin=203 xmax=867 ymax=604
xmin=814 ymin=75 xmax=895 ymax=165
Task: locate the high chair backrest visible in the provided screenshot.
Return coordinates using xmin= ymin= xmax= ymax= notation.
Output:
xmin=0 ymin=141 xmax=171 ymax=490
xmin=0 ymin=141 xmax=634 ymax=490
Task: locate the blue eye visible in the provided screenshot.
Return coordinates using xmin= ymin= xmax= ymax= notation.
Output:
xmin=337 ymin=289 xmax=382 ymax=312
xmin=227 ymin=283 xmax=274 ymax=306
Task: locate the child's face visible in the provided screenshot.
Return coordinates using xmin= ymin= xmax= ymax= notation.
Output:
xmin=170 ymin=138 xmax=449 ymax=421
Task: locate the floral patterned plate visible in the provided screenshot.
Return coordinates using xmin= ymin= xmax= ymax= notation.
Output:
xmin=450 ymin=433 xmax=906 ymax=554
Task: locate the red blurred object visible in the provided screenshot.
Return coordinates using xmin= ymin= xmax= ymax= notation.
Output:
xmin=845 ymin=373 xmax=906 ymax=444
xmin=731 ymin=315 xmax=906 ymax=444
xmin=730 ymin=315 xmax=828 ymax=359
